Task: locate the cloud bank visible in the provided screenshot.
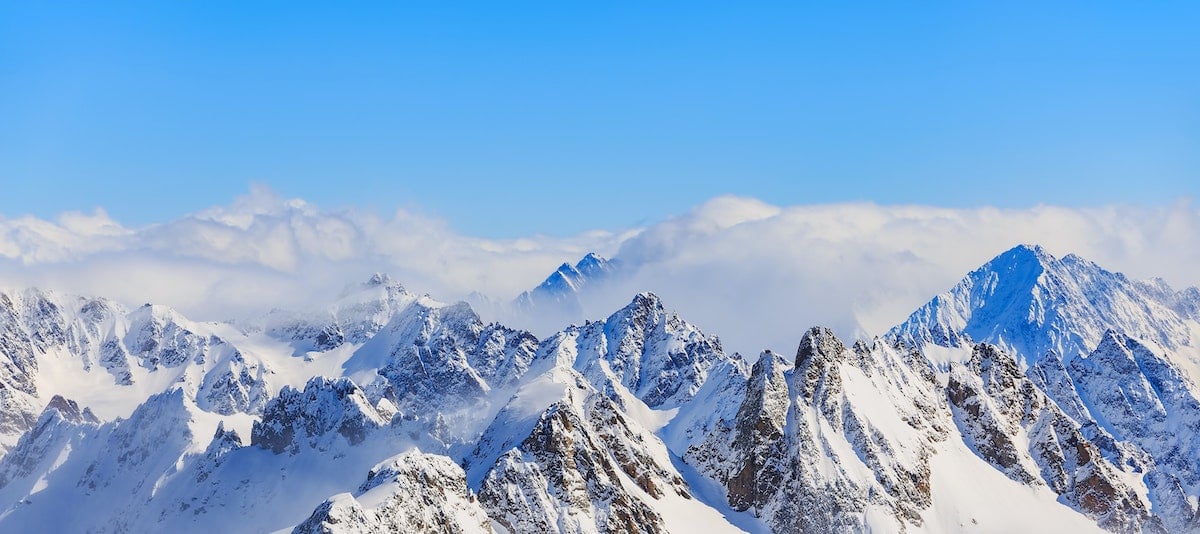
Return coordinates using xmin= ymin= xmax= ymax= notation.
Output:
xmin=2 ymin=187 xmax=1197 ymax=356
xmin=588 ymin=196 xmax=1200 ymax=355
xmin=0 ymin=186 xmax=632 ymax=320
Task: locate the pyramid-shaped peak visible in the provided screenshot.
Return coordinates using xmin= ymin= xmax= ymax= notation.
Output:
xmin=1094 ymin=328 xmax=1140 ymax=353
xmin=579 ymin=251 xmax=605 ymax=263
xmin=130 ymin=302 xmax=185 ymax=323
xmin=553 ymin=262 xmax=581 ymax=277
xmin=575 ymin=252 xmax=619 ymax=277
xmin=890 ymin=242 xmax=1195 ymax=369
xmin=987 ymin=244 xmax=1057 ymax=270
xmin=752 ymin=349 xmax=789 ymax=375
xmin=575 ymin=252 xmax=608 ymax=269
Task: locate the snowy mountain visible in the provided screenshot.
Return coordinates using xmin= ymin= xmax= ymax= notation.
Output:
xmin=1 ymin=245 xmax=1199 ymax=532
xmin=511 ymin=252 xmax=622 ymax=322
xmin=889 ymin=244 xmax=1200 ymax=368
xmin=0 ymin=288 xmax=271 ymax=452
xmin=892 ymin=244 xmax=1200 ymax=531
xmin=515 ymin=253 xmax=620 ymax=310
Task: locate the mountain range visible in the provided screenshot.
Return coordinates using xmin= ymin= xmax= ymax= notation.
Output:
xmin=0 ymin=244 xmax=1198 ymax=532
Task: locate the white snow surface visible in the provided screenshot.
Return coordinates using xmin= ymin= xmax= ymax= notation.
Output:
xmin=1 ymin=247 xmax=1199 ymax=532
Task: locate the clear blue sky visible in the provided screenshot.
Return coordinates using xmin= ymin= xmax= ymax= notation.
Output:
xmin=2 ymin=2 xmax=1197 ymax=237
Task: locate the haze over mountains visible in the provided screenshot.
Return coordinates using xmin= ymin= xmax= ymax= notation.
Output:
xmin=2 ymin=189 xmax=1199 ymax=357
xmin=1 ymin=242 xmax=1199 ymax=532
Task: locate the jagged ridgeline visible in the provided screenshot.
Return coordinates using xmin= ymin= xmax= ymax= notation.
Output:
xmin=0 ymin=245 xmax=1199 ymax=532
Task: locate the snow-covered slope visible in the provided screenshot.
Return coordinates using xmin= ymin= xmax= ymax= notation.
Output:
xmin=670 ymin=329 xmax=951 ymax=532
xmin=295 ymin=451 xmax=493 ymax=534
xmin=1 ymin=245 xmax=1199 ymax=532
xmin=0 ymin=288 xmax=276 ymax=452
xmin=892 ymin=244 xmax=1200 ymax=531
xmin=890 ymin=244 xmax=1200 ymax=368
xmin=537 ymin=291 xmax=739 ymax=410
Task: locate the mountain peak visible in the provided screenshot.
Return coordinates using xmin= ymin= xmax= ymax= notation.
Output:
xmin=358 ymin=273 xmax=407 ymax=295
xmin=795 ymin=326 xmax=846 ymax=369
xmin=1011 ymin=242 xmax=1051 ymax=257
xmin=989 ymin=243 xmax=1055 ymax=273
xmin=366 ymin=272 xmax=392 ymax=286
xmin=574 ymin=252 xmax=615 ymax=277
xmin=892 ymin=244 xmax=1197 ymax=368
xmin=625 ymin=291 xmax=664 ymax=314
xmin=43 ymin=395 xmax=100 ymax=425
xmin=333 ymin=273 xmax=407 ymax=298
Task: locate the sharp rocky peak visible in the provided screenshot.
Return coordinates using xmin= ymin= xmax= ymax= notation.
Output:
xmin=575 ymin=252 xmax=617 ymax=277
xmin=5 ymin=244 xmax=1200 ymax=533
xmin=617 ymin=291 xmax=665 ymax=317
xmin=42 ymin=395 xmax=100 ymax=425
xmin=794 ymin=326 xmax=846 ymax=369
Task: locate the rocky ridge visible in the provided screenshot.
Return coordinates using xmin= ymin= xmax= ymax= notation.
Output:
xmin=0 ymin=247 xmax=1197 ymax=532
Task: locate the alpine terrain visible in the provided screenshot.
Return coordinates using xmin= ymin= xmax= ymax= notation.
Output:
xmin=0 ymin=244 xmax=1198 ymax=532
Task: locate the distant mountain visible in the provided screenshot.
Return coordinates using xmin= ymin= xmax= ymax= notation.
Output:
xmin=513 ymin=252 xmax=622 ymax=318
xmin=262 ymin=272 xmax=415 ymax=354
xmin=2 ymin=245 xmax=1200 ymax=532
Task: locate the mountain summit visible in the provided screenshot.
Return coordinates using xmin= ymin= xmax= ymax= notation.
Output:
xmin=891 ymin=243 xmax=1200 ymax=367
xmin=513 ymin=252 xmax=622 ymax=316
xmin=2 ymin=245 xmax=1200 ymax=532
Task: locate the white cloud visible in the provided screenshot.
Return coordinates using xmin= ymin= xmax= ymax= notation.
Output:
xmin=1 ymin=188 xmax=1197 ymax=358
xmin=0 ymin=186 xmax=628 ymax=320
xmin=575 ymin=196 xmax=1200 ymax=356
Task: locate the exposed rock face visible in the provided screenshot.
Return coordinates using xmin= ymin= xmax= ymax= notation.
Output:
xmin=0 ymin=290 xmax=79 ymax=452
xmin=478 ymin=405 xmax=670 ymax=534
xmin=0 ymin=288 xmax=277 ymax=453
xmin=294 ymin=452 xmax=493 ymax=534
xmin=0 ymin=395 xmax=100 ymax=491
xmin=467 ymin=366 xmax=693 ymax=534
xmin=549 ymin=292 xmax=734 ymax=410
xmin=349 ymin=299 xmax=538 ymax=419
xmin=947 ymin=344 xmax=1153 ymax=532
xmin=196 ymin=346 xmax=270 ymax=415
xmin=697 ymin=350 xmax=789 ymax=513
xmin=2 ymin=248 xmax=1200 ymax=533
xmin=678 ymin=327 xmax=947 ymax=532
xmin=124 ymin=305 xmax=211 ymax=371
xmin=1064 ymin=332 xmax=1200 ymax=531
xmin=252 ymin=377 xmax=388 ymax=454
xmin=892 ymin=245 xmax=1200 ymax=532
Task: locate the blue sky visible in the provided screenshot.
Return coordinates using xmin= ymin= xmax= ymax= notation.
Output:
xmin=2 ymin=2 xmax=1197 ymax=237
